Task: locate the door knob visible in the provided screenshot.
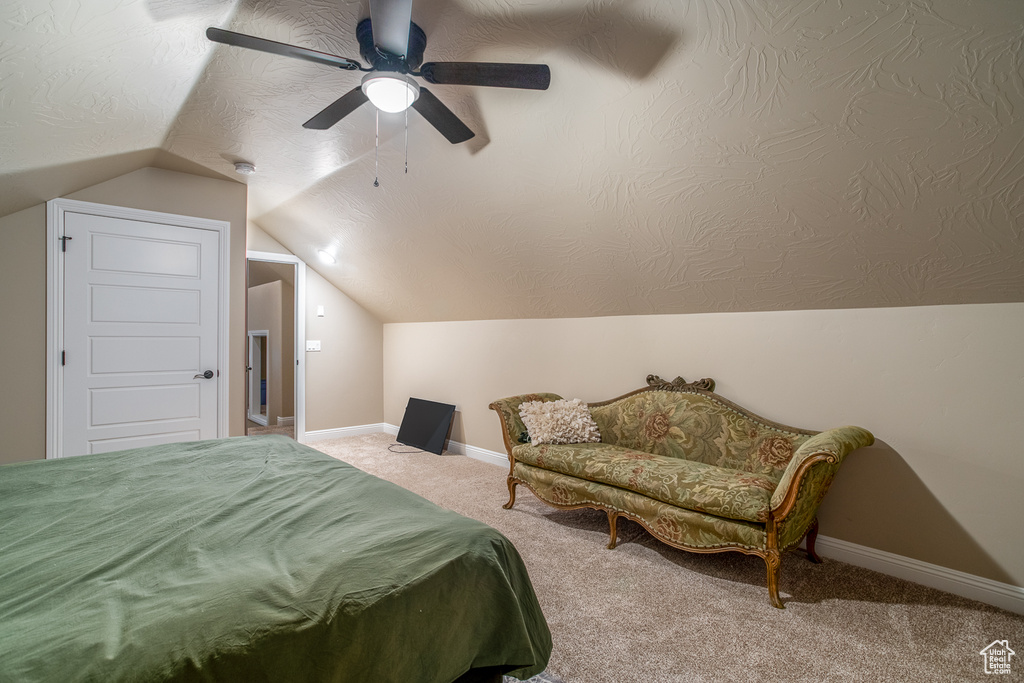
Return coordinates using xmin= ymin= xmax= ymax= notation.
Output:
xmin=194 ymin=370 xmax=215 ymax=379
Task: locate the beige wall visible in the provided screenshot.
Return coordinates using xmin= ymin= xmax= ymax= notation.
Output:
xmin=304 ymin=268 xmax=384 ymax=431
xmin=0 ymin=168 xmax=247 ymax=464
xmin=0 ymin=204 xmax=48 ymax=461
xmin=280 ymin=280 xmax=295 ymax=418
xmin=383 ymin=303 xmax=1024 ymax=587
xmin=248 ymin=281 xmax=286 ymax=424
xmin=247 ymin=222 xmax=384 ymax=431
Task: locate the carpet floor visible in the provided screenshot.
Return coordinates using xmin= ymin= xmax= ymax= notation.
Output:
xmin=310 ymin=433 xmax=1024 ymax=683
xmin=246 ymin=422 xmax=295 ymax=439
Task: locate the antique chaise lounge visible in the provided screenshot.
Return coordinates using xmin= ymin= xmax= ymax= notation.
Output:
xmin=489 ymin=375 xmax=874 ymax=608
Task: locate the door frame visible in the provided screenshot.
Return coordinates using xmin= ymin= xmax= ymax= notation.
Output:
xmin=46 ymin=198 xmax=231 ymax=459
xmin=246 ymin=250 xmax=306 ymax=443
xmin=247 ymin=330 xmax=270 ymax=426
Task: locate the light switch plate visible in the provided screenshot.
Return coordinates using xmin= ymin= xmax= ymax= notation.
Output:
xmin=306 ymin=340 xmax=321 ymax=352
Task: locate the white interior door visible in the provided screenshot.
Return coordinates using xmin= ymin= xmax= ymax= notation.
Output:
xmin=60 ymin=210 xmax=221 ymax=456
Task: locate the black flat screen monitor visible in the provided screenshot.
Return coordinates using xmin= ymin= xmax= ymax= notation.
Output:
xmin=397 ymin=398 xmax=456 ymax=455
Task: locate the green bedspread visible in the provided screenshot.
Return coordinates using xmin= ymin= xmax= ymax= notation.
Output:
xmin=0 ymin=436 xmax=551 ymax=682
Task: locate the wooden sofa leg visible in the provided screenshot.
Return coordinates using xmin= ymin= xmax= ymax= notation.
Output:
xmin=804 ymin=518 xmax=822 ymax=563
xmin=764 ymin=550 xmax=784 ymax=609
xmin=502 ymin=478 xmax=518 ymax=510
xmin=606 ymin=510 xmax=618 ymax=550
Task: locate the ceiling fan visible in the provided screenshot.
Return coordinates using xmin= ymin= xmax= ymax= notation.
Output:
xmin=206 ymin=0 xmax=550 ymax=144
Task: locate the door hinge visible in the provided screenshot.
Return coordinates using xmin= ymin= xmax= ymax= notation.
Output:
xmin=59 ymin=235 xmax=73 ymax=252
xmin=61 ymin=351 xmax=66 ymax=366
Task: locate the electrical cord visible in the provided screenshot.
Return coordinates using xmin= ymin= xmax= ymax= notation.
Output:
xmin=387 ymin=443 xmax=423 ymax=454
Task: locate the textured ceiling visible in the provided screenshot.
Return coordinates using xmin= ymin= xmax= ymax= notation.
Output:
xmin=3 ymin=0 xmax=1023 ymax=322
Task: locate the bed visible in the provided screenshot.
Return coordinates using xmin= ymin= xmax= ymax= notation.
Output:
xmin=0 ymin=436 xmax=551 ymax=682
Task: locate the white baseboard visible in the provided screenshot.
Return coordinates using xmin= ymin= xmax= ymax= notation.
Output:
xmin=382 ymin=423 xmax=509 ymax=467
xmin=814 ymin=535 xmax=1024 ymax=615
xmin=460 ymin=443 xmax=509 ymax=467
xmin=304 ymin=423 xmax=387 ymax=442
xmin=344 ymin=425 xmax=1024 ymax=615
xmin=277 ymin=416 xmax=294 ymax=427
xmin=444 ymin=439 xmax=510 ymax=467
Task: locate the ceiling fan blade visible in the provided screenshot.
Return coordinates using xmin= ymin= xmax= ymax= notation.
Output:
xmin=303 ymin=87 xmax=370 ymax=130
xmin=206 ymin=27 xmax=361 ymax=71
xmin=368 ymin=0 xmax=414 ymax=57
xmin=419 ymin=62 xmax=551 ymax=90
xmin=411 ymin=88 xmax=475 ymax=144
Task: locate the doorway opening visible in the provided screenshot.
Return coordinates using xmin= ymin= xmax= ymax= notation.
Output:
xmin=245 ymin=251 xmax=306 ymax=442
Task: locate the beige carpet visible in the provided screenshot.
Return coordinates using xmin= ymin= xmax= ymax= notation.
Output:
xmin=246 ymin=422 xmax=295 ymax=439
xmin=311 ymin=433 xmax=1024 ymax=683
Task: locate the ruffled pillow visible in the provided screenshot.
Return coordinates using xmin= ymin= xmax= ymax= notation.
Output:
xmin=519 ymin=398 xmax=601 ymax=445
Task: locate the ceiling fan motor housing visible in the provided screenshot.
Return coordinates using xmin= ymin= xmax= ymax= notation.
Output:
xmin=357 ymin=18 xmax=427 ymax=71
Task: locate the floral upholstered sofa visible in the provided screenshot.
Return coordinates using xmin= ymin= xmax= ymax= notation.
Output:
xmin=489 ymin=375 xmax=874 ymax=608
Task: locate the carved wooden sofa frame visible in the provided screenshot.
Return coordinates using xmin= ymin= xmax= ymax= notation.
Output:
xmin=489 ymin=375 xmax=875 ymax=608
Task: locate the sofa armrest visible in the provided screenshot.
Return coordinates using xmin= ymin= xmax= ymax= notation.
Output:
xmin=769 ymin=426 xmax=874 ymax=515
xmin=488 ymin=394 xmax=563 ymax=456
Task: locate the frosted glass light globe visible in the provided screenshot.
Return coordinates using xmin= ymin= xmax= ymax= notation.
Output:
xmin=361 ymin=74 xmax=420 ymax=113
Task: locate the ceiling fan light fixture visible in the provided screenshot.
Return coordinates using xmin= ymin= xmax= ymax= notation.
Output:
xmin=361 ymin=73 xmax=419 ymax=113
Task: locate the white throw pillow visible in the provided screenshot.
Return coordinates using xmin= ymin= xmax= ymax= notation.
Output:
xmin=519 ymin=398 xmax=601 ymax=445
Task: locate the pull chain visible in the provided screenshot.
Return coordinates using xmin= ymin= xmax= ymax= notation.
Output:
xmin=404 ymin=75 xmax=410 ymax=174
xmin=373 ymin=77 xmax=413 ymax=185
xmin=373 ymin=108 xmax=380 ymax=188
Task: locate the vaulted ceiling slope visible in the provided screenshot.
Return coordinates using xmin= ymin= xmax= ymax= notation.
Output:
xmin=3 ymin=0 xmax=1023 ymax=322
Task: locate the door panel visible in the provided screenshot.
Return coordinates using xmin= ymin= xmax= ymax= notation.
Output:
xmin=90 ymin=337 xmax=200 ymax=374
xmin=88 ymin=430 xmax=202 ymax=455
xmin=90 ymin=234 xmax=201 ymax=277
xmin=91 ymin=285 xmax=200 ymax=323
xmin=90 ymin=384 xmax=201 ymax=425
xmin=62 ymin=211 xmax=220 ymax=457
